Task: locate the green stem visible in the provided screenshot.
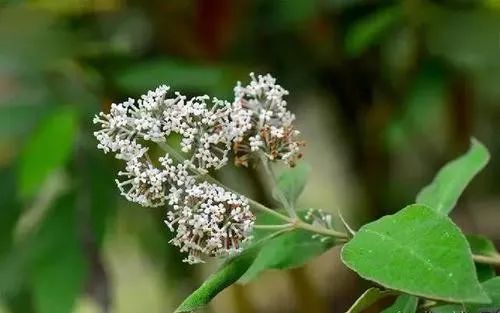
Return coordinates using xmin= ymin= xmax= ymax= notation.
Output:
xmin=295 ymin=220 xmax=349 ymax=239
xmin=254 ymin=223 xmax=293 ymax=230
xmin=157 ymin=142 xmax=348 ymax=240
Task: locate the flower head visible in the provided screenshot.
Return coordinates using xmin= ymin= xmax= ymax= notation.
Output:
xmin=229 ymin=73 xmax=304 ymax=167
xmin=115 ymin=154 xmax=193 ymax=207
xmin=165 ymin=95 xmax=233 ymax=170
xmin=165 ymin=182 xmax=255 ymax=264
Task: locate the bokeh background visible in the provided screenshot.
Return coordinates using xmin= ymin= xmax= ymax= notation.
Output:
xmin=1 ymin=0 xmax=500 ymax=312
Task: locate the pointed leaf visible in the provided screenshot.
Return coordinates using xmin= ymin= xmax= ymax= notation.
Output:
xmin=434 ymin=277 xmax=500 ymax=313
xmin=467 ymin=235 xmax=498 ymax=282
xmin=341 ymin=204 xmax=490 ymax=304
xmin=416 ymin=139 xmax=489 ymax=215
xmin=466 ymin=277 xmax=500 ymax=312
xmin=18 ymin=106 xmax=77 ymax=198
xmin=347 ymin=288 xmax=393 ymax=313
xmin=239 ymin=228 xmax=334 ymax=283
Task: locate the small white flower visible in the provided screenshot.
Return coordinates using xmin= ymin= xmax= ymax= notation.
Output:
xmin=115 ymin=153 xmax=191 ymax=207
xmin=229 ymin=73 xmax=304 ymax=167
xmin=165 ymin=182 xmax=255 ymax=264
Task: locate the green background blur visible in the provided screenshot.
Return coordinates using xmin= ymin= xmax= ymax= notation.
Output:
xmin=1 ymin=0 xmax=500 ymax=312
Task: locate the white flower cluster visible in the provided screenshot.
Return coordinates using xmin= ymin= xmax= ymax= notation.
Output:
xmin=93 ymin=73 xmax=303 ymax=263
xmin=165 ymin=182 xmax=254 ymax=264
xmin=230 ymin=73 xmax=304 ymax=166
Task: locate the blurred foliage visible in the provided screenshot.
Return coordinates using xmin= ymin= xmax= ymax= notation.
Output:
xmin=1 ymin=0 xmax=500 ymax=312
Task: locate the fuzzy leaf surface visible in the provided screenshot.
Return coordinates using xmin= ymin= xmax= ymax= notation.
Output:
xmin=416 ymin=139 xmax=489 ymax=215
xmin=341 ymin=204 xmax=489 ymax=304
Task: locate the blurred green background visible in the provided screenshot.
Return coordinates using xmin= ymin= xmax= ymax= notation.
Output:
xmin=1 ymin=0 xmax=500 ymax=312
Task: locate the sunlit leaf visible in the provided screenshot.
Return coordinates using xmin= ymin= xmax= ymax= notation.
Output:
xmin=341 ymin=204 xmax=490 ymax=304
xmin=416 ymin=139 xmax=489 ymax=215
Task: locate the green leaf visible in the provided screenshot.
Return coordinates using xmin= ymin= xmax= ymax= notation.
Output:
xmin=430 ymin=304 xmax=464 ymax=313
xmin=273 ymin=163 xmax=311 ymax=207
xmin=239 ymin=209 xmax=335 ymax=283
xmin=31 ymin=193 xmax=86 ymax=313
xmin=434 ymin=277 xmax=500 ymax=313
xmin=175 ymin=231 xmax=284 ymax=313
xmin=0 ymin=167 xmax=22 ymax=256
xmin=18 ymin=106 xmax=77 ymax=198
xmin=0 ymin=104 xmax=49 ymax=139
xmin=467 ymin=235 xmax=498 ymax=282
xmin=347 ymin=288 xmax=393 ymax=313
xmin=341 ymin=204 xmax=490 ymax=304
xmin=466 ymin=277 xmax=500 ymax=312
xmin=467 ymin=235 xmax=498 ymax=256
xmin=239 ymin=229 xmax=334 ymax=283
xmin=115 ymin=59 xmax=224 ymax=94
xmin=345 ymin=5 xmax=402 ymax=57
xmin=416 ymin=139 xmax=489 ymax=215
xmin=384 ymin=63 xmax=446 ymax=149
xmin=86 ymin=151 xmax=117 ymax=247
xmin=381 ymin=294 xmax=418 ymax=313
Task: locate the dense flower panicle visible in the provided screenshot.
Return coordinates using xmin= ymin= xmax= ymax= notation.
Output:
xmin=166 ymin=95 xmax=233 ymax=170
xmin=165 ymin=182 xmax=255 ymax=264
xmin=93 ymin=86 xmax=232 ymax=171
xmin=115 ymin=154 xmax=192 ymax=207
xmin=93 ymin=73 xmax=303 ymax=264
xmin=229 ymin=73 xmax=304 ymax=167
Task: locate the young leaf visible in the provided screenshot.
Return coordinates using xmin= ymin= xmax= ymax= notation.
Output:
xmin=341 ymin=204 xmax=490 ymax=304
xmin=381 ymin=294 xmax=418 ymax=313
xmin=347 ymin=288 xmax=393 ymax=313
xmin=239 ymin=228 xmax=334 ymax=283
xmin=18 ymin=106 xmax=78 ymax=198
xmin=467 ymin=235 xmax=498 ymax=282
xmin=273 ymin=163 xmax=311 ymax=207
xmin=416 ymin=139 xmax=489 ymax=215
xmin=239 ymin=208 xmax=335 ymax=283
